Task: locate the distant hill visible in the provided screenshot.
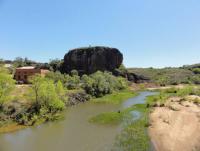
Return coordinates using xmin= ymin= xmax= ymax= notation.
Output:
xmin=182 ymin=63 xmax=200 ymax=69
xmin=128 ymin=63 xmax=200 ymax=85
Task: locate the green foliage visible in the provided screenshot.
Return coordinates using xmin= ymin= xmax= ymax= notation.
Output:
xmin=56 ymin=81 xmax=65 ymax=98
xmin=49 ymin=59 xmax=63 ymax=72
xmin=146 ymin=86 xmax=200 ymax=107
xmin=29 ymin=75 xmax=65 ymax=112
xmin=65 ymin=74 xmax=80 ymax=89
xmin=116 ymin=77 xmax=129 ymax=90
xmin=128 ymin=67 xmax=196 ymax=85
xmin=0 ymin=72 xmax=15 ymax=107
xmin=92 ymin=90 xmax=137 ymax=104
xmin=176 ymin=86 xmax=200 ymax=96
xmin=70 ymin=69 xmax=79 ymax=76
xmin=46 ymin=71 xmax=80 ymax=90
xmin=13 ymin=57 xmax=36 ymax=68
xmin=192 ymin=68 xmax=200 ymax=74
xmin=114 ymin=64 xmax=128 ymax=76
xmin=112 ymin=104 xmax=150 ymax=151
xmin=46 ymin=71 xmax=67 ymax=83
xmin=89 ymin=111 xmax=124 ymax=125
xmin=82 ymin=71 xmax=128 ymax=97
xmin=113 ymin=117 xmax=149 ymax=151
xmin=190 ymin=75 xmax=200 ymax=84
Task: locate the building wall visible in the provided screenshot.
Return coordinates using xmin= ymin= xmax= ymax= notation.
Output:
xmin=14 ymin=69 xmax=49 ymax=83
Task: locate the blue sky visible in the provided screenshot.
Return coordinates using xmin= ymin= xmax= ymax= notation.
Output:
xmin=0 ymin=0 xmax=200 ymax=68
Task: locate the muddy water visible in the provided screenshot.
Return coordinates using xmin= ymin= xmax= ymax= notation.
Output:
xmin=0 ymin=91 xmax=156 ymax=151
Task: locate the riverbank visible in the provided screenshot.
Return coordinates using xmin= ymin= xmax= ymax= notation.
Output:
xmin=147 ymin=86 xmax=200 ymax=151
xmin=149 ymin=97 xmax=200 ymax=151
xmin=0 ymin=89 xmax=139 ymax=151
xmin=0 ymin=89 xmax=136 ymax=134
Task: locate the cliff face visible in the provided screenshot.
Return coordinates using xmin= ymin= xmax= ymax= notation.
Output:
xmin=62 ymin=46 xmax=123 ymax=74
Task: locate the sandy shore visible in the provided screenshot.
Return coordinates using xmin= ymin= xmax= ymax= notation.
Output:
xmin=149 ymin=97 xmax=200 ymax=151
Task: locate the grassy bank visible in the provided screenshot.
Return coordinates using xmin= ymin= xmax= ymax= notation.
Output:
xmin=89 ymin=89 xmax=138 ymax=125
xmin=89 ymin=106 xmax=133 ymax=125
xmin=92 ymin=89 xmax=137 ymax=105
xmin=112 ymin=104 xmax=150 ymax=151
xmin=146 ymin=85 xmax=200 ymax=106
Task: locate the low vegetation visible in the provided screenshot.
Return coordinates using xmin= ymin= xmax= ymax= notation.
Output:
xmin=89 ymin=111 xmax=124 ymax=125
xmin=92 ymin=89 xmax=137 ymax=104
xmin=146 ymin=85 xmax=200 ymax=106
xmin=0 ymin=69 xmax=15 ymax=108
xmin=113 ymin=105 xmax=150 ymax=151
xmin=128 ymin=66 xmax=200 ymax=85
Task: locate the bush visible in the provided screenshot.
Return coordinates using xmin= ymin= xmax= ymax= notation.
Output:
xmin=0 ymin=72 xmax=15 ymax=108
xmin=192 ymin=68 xmax=200 ymax=74
xmin=81 ymin=71 xmax=128 ymax=97
xmin=46 ymin=71 xmax=67 ymax=83
xmin=65 ymin=74 xmax=80 ymax=89
xmin=29 ymin=75 xmax=65 ymax=112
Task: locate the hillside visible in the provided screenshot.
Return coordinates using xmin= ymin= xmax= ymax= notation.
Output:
xmin=128 ymin=63 xmax=200 ymax=85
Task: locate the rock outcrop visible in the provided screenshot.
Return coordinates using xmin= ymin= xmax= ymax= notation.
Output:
xmin=113 ymin=69 xmax=150 ymax=83
xmin=61 ymin=46 xmax=123 ymax=75
xmin=67 ymin=92 xmax=90 ymax=106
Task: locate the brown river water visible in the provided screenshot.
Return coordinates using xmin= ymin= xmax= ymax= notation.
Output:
xmin=0 ymin=91 xmax=156 ymax=151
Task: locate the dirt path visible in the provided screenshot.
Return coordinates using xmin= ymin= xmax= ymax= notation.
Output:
xmin=149 ymin=98 xmax=200 ymax=151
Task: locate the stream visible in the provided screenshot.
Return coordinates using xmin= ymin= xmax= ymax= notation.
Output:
xmin=0 ymin=91 xmax=156 ymax=151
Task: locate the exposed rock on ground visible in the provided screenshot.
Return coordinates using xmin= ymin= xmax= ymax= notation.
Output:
xmin=149 ymin=97 xmax=200 ymax=151
xmin=62 ymin=46 xmax=123 ymax=75
xmin=67 ymin=92 xmax=90 ymax=106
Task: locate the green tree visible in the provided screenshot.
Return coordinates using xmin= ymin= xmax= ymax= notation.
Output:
xmin=46 ymin=71 xmax=67 ymax=83
xmin=82 ymin=71 xmax=128 ymax=97
xmin=13 ymin=57 xmax=25 ymax=67
xmin=66 ymin=74 xmax=80 ymax=90
xmin=29 ymin=74 xmax=43 ymax=104
xmin=30 ymin=75 xmax=65 ymax=112
xmin=116 ymin=77 xmax=128 ymax=90
xmin=0 ymin=72 xmax=15 ymax=108
xmin=81 ymin=74 xmax=95 ymax=96
xmin=56 ymin=80 xmax=65 ymax=98
xmin=49 ymin=59 xmax=63 ymax=72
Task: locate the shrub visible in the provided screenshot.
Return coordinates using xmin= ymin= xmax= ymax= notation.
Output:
xmin=81 ymin=71 xmax=128 ymax=97
xmin=29 ymin=75 xmax=65 ymax=112
xmin=0 ymin=72 xmax=15 ymax=108
xmin=192 ymin=68 xmax=200 ymax=74
xmin=46 ymin=71 xmax=67 ymax=83
xmin=65 ymin=74 xmax=80 ymax=89
xmin=56 ymin=81 xmax=65 ymax=98
xmin=176 ymin=86 xmax=195 ymax=96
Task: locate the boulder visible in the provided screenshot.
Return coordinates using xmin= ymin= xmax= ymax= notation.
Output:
xmin=61 ymin=46 xmax=123 ymax=75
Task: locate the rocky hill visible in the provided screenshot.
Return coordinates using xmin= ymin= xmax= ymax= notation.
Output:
xmin=61 ymin=46 xmax=123 ymax=74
